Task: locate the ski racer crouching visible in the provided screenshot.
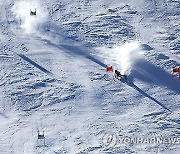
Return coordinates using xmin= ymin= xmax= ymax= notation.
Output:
xmin=114 ymin=70 xmax=127 ymax=80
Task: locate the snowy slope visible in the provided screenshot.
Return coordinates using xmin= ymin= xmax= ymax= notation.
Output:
xmin=0 ymin=0 xmax=180 ymax=154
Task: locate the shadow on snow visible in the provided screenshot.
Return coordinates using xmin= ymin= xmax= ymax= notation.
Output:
xmin=122 ymin=78 xmax=172 ymax=112
xmin=18 ymin=54 xmax=53 ymax=75
xmin=130 ymin=59 xmax=180 ymax=94
xmin=41 ymin=38 xmax=107 ymax=68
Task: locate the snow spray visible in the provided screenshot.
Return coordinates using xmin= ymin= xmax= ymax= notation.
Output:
xmin=12 ymin=0 xmax=48 ymax=33
xmin=97 ymin=41 xmax=143 ymax=75
xmin=112 ymin=41 xmax=142 ymax=75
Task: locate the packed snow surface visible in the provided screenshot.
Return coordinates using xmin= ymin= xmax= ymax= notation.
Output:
xmin=0 ymin=0 xmax=179 ymax=154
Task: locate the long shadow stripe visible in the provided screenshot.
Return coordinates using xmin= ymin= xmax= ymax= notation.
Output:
xmin=122 ymin=78 xmax=172 ymax=112
xmin=18 ymin=54 xmax=52 ymax=75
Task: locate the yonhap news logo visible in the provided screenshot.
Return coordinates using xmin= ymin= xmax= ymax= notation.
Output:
xmin=102 ymin=133 xmax=117 ymax=148
xmin=102 ymin=131 xmax=180 ymax=149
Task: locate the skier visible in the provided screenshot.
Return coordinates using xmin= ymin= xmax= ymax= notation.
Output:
xmin=30 ymin=9 xmax=36 ymax=16
xmin=114 ymin=70 xmax=127 ymax=79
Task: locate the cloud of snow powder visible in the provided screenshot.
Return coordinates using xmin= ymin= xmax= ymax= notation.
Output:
xmin=112 ymin=41 xmax=143 ymax=75
xmin=12 ymin=0 xmax=48 ymax=33
xmin=97 ymin=41 xmax=143 ymax=75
